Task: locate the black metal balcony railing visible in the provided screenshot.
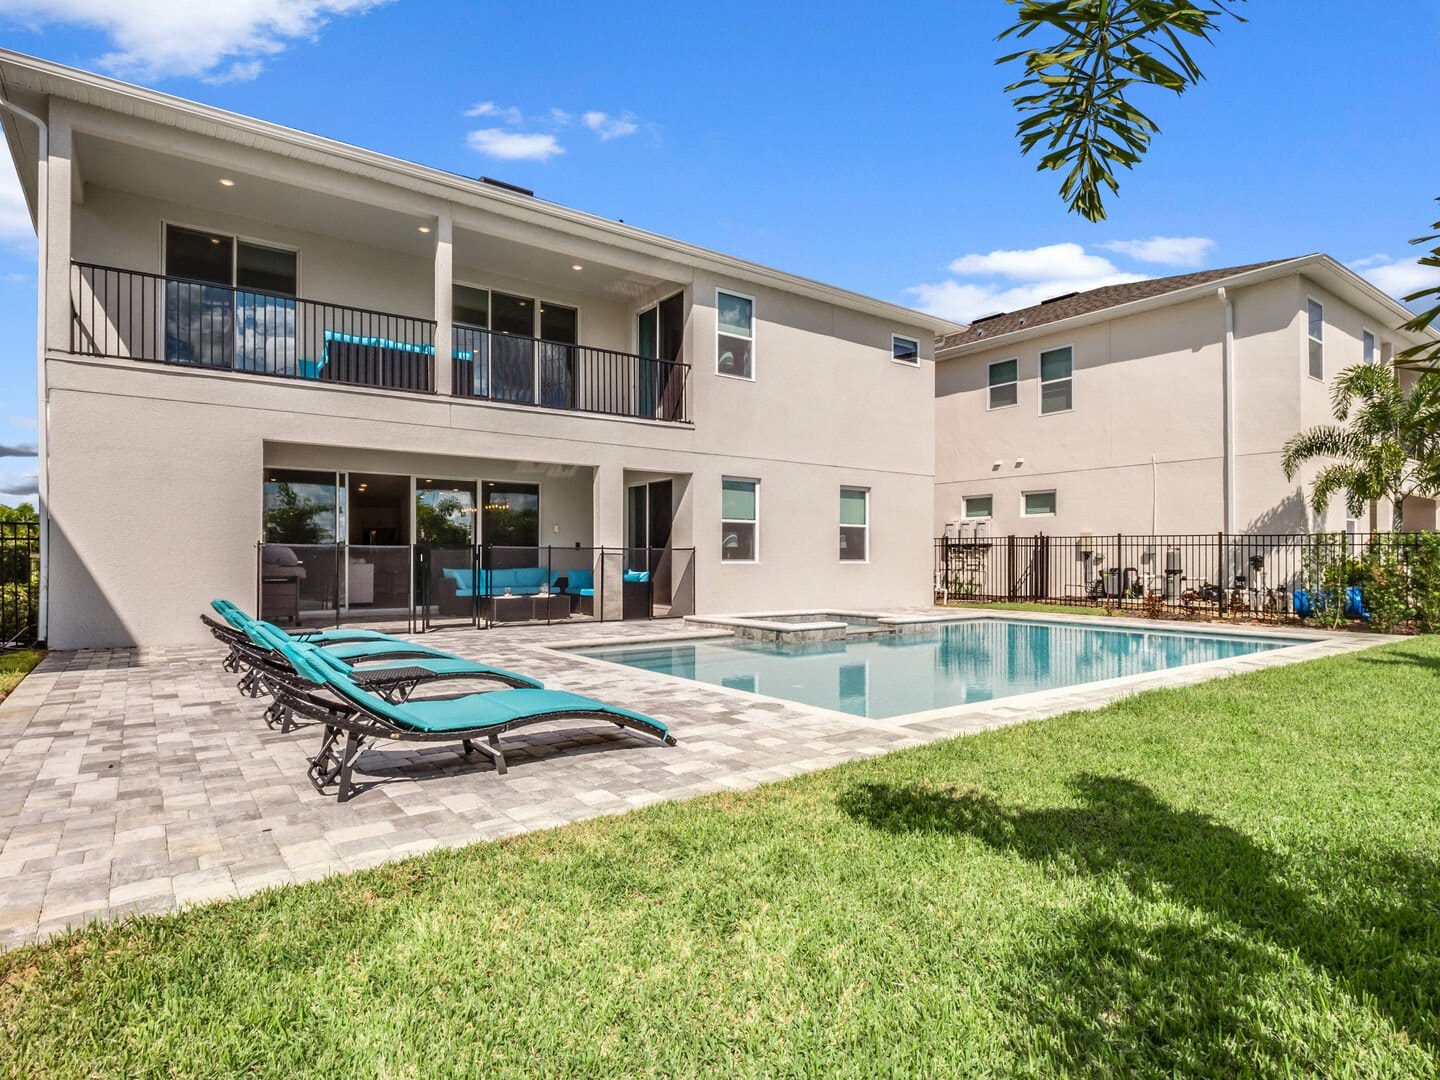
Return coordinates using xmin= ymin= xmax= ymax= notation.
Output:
xmin=452 ymin=323 xmax=688 ymax=422
xmin=70 ymin=262 xmax=436 ymax=392
xmin=68 ymin=263 xmax=690 ymax=421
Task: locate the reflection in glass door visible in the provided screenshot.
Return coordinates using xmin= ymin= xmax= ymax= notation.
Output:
xmin=417 ymin=479 xmax=478 ymax=625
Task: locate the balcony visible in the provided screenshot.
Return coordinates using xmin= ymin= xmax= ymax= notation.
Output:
xmin=68 ymin=263 xmax=689 ymax=422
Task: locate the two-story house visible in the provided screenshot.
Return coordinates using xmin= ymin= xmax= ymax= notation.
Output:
xmin=0 ymin=50 xmax=954 ymax=648
xmin=934 ymin=255 xmax=1440 ymax=539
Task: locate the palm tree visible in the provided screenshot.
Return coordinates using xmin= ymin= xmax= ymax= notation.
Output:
xmin=1281 ymin=364 xmax=1440 ymax=532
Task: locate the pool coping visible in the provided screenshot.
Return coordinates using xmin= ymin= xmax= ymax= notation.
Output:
xmin=542 ymin=608 xmax=1401 ymax=732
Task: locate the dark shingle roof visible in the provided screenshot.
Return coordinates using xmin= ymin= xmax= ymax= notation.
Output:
xmin=936 ymin=258 xmax=1298 ymax=351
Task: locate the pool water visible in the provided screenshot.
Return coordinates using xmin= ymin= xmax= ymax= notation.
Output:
xmin=574 ymin=618 xmax=1301 ymax=719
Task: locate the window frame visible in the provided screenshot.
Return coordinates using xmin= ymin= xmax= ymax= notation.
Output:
xmin=1306 ymin=296 xmax=1325 ymax=381
xmin=987 ymin=357 xmax=1020 ymax=411
xmin=890 ymin=334 xmax=920 ymax=367
xmin=720 ymin=476 xmax=760 ymax=563
xmin=1022 ymin=490 xmax=1057 ymax=518
xmin=1038 ymin=344 xmax=1074 ymax=416
xmin=715 ymin=288 xmax=757 ymax=382
xmin=161 ymin=219 xmax=302 ymax=295
xmin=839 ymin=486 xmax=870 ymax=564
xmin=1362 ymin=327 xmax=1378 ymax=366
xmin=451 ymin=280 xmax=582 ymax=342
xmin=963 ymin=494 xmax=993 ymax=519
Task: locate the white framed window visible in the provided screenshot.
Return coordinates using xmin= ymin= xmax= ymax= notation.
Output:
xmin=988 ymin=358 xmax=1019 ymax=409
xmin=964 ymin=495 xmax=993 ymax=518
xmin=1362 ymin=328 xmax=1377 ymax=365
xmin=716 ymin=289 xmax=755 ymax=380
xmin=1023 ymin=490 xmax=1057 ymax=517
xmin=891 ymin=334 xmax=919 ymax=366
xmin=839 ymin=487 xmax=869 ymax=562
xmin=1039 ymin=346 xmax=1073 ymax=414
xmin=1307 ymin=298 xmax=1324 ymax=380
xmin=721 ymin=477 xmax=759 ymax=561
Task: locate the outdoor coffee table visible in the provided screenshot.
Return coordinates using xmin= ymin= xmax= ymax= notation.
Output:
xmin=486 ymin=594 xmax=534 ymax=623
xmin=532 ymin=592 xmax=570 ymax=621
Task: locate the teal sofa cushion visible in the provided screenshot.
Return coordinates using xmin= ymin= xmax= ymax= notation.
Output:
xmin=623 ymin=570 xmax=650 ymax=583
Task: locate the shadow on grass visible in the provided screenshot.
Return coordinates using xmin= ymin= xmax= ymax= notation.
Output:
xmin=839 ymin=775 xmax=1440 ymax=1071
xmin=1354 ymin=647 xmax=1440 ymax=679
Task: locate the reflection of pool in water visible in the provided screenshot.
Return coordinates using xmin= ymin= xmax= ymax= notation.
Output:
xmin=574 ymin=618 xmax=1305 ymax=719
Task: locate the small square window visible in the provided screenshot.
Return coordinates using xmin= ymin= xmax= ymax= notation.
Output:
xmin=1023 ymin=491 xmax=1056 ymax=516
xmin=1039 ymin=346 xmax=1073 ymax=414
xmin=964 ymin=495 xmax=993 ymax=518
xmin=892 ymin=335 xmax=919 ymax=365
xmin=988 ymin=358 xmax=1019 ymax=409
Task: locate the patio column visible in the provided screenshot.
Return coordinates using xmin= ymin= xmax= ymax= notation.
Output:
xmin=594 ymin=463 xmax=625 ymax=620
xmin=44 ymin=109 xmax=72 ymax=355
xmin=432 ymin=207 xmax=453 ymax=396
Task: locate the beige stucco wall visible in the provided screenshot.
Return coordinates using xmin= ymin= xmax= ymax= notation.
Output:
xmin=934 ymin=273 xmax=1402 ymax=539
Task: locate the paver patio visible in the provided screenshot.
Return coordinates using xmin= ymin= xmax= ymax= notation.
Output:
xmin=0 ymin=611 xmax=1393 ymax=950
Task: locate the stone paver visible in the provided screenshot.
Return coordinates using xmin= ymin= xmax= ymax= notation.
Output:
xmin=0 ymin=610 xmax=1394 ymax=950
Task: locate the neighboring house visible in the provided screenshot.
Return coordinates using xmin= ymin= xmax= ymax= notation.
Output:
xmin=934 ymin=255 xmax=1440 ymax=539
xmin=0 ymin=51 xmax=955 ymax=648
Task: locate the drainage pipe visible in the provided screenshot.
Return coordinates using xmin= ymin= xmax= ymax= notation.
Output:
xmin=0 ymin=88 xmax=49 ymax=643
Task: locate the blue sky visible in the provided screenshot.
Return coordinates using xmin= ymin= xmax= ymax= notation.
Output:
xmin=0 ymin=0 xmax=1438 ymax=503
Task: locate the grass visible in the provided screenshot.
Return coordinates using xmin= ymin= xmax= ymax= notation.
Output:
xmin=4 ymin=641 xmax=1440 ymax=1077
xmin=0 ymin=648 xmax=42 ymax=704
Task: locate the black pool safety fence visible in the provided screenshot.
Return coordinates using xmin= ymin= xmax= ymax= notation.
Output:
xmin=257 ymin=542 xmax=695 ymax=632
xmin=0 ymin=521 xmax=40 ymax=647
xmin=934 ymin=530 xmax=1440 ymax=628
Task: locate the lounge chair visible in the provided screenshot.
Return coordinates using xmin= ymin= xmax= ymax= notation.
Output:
xmin=267 ymin=638 xmax=675 ymax=802
xmin=202 ymin=612 xmax=540 ymax=727
xmin=212 ymin=599 xmax=397 ymax=645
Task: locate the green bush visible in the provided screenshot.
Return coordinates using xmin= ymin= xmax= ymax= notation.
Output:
xmin=0 ymin=580 xmax=35 ymax=644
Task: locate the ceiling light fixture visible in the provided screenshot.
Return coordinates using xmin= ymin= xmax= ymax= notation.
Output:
xmin=571 ymin=264 xmax=583 ymax=271
xmin=218 ymin=178 xmax=236 ymax=187
xmin=418 ymin=225 xmax=432 ymax=234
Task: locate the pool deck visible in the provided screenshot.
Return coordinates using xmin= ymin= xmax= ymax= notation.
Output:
xmin=0 ymin=608 xmax=1398 ymax=950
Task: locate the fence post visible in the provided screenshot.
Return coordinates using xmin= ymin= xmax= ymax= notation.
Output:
xmin=1037 ymin=533 xmax=1050 ymax=600
xmin=1217 ymin=531 xmax=1226 ymax=617
xmin=1006 ymin=534 xmax=1017 ymax=601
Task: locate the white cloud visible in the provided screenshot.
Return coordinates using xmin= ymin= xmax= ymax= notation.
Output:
xmin=0 ymin=473 xmax=38 ymax=497
xmin=0 ymin=0 xmax=390 ymax=82
xmin=0 ymin=442 xmax=36 ymax=457
xmin=0 ymin=163 xmax=34 ymax=247
xmin=465 ymin=128 xmax=564 ymax=163
xmin=465 ymin=101 xmax=523 ymax=124
xmin=1100 ymin=235 xmax=1214 ymax=267
xmin=1350 ymin=253 xmax=1440 ymax=300
xmin=581 ymin=111 xmax=639 ymax=140
xmin=910 ymin=242 xmax=1149 ymax=322
xmin=549 ymin=108 xmax=573 ymax=125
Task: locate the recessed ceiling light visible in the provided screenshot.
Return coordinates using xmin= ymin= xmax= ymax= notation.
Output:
xmin=218 ymin=178 xmax=236 ymax=187
xmin=418 ymin=225 xmax=432 ymax=234
xmin=571 ymin=264 xmax=583 ymax=271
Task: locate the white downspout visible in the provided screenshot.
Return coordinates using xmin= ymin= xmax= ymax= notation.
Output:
xmin=0 ymin=89 xmax=49 ymax=644
xmin=1218 ymin=286 xmax=1236 ymax=534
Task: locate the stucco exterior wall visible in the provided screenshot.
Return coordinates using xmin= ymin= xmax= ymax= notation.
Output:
xmin=934 ymin=273 xmax=1394 ymax=539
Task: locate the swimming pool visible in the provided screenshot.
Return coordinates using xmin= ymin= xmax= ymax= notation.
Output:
xmin=572 ymin=618 xmax=1304 ymax=719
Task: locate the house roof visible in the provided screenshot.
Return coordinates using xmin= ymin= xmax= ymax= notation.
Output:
xmin=0 ymin=49 xmax=962 ymax=335
xmin=937 ymin=259 xmax=1294 ymax=350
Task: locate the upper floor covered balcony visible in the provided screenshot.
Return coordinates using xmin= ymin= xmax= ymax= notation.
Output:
xmin=57 ymin=122 xmax=692 ymax=423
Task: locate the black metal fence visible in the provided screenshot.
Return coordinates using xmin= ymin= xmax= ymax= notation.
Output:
xmin=71 ymin=262 xmax=437 ymax=392
xmin=452 ymin=323 xmax=689 ymax=422
xmin=1 ymin=521 xmax=40 ymax=647
xmin=935 ymin=530 xmax=1440 ymax=625
xmin=258 ymin=542 xmax=696 ymax=632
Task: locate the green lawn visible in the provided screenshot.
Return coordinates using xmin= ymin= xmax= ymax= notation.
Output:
xmin=0 ymin=648 xmax=42 ymax=704
xmin=4 ymin=641 xmax=1440 ymax=1077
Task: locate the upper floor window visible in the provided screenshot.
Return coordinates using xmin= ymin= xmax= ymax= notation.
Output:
xmin=988 ymin=358 xmax=1019 ymax=409
xmin=891 ymin=335 xmax=919 ymax=365
xmin=964 ymin=495 xmax=993 ymax=518
xmin=721 ymin=477 xmax=759 ymax=561
xmin=839 ymin=487 xmax=869 ymax=562
xmin=1363 ymin=329 xmax=1377 ymax=365
xmin=165 ymin=224 xmax=296 ymax=295
xmin=717 ymin=290 xmax=755 ymax=380
xmin=1307 ymin=299 xmax=1324 ymax=380
xmin=1039 ymin=346 xmax=1073 ymax=414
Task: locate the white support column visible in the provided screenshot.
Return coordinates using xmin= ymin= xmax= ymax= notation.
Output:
xmin=593 ymin=463 xmax=626 ymax=621
xmin=44 ymin=111 xmax=72 ymax=355
xmin=432 ymin=207 xmax=453 ymax=396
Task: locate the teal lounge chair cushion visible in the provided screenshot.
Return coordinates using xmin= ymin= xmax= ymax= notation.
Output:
xmin=319 ymin=638 xmax=453 ymax=662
